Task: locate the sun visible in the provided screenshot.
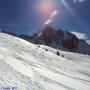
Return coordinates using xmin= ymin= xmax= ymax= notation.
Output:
xmin=41 ymin=3 xmax=53 ymax=14
xmin=36 ymin=1 xmax=56 ymax=17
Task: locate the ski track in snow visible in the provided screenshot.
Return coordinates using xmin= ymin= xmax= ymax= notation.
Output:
xmin=0 ymin=33 xmax=90 ymax=90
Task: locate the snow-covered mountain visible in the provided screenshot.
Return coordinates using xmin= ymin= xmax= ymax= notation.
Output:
xmin=0 ymin=32 xmax=90 ymax=90
xmin=1 ymin=27 xmax=90 ymax=54
xmin=30 ymin=26 xmax=90 ymax=54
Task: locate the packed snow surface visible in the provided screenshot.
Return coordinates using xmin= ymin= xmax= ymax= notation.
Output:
xmin=0 ymin=33 xmax=90 ymax=90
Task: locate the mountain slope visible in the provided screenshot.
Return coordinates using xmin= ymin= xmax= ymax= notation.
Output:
xmin=1 ymin=27 xmax=90 ymax=54
xmin=30 ymin=26 xmax=90 ymax=54
xmin=0 ymin=32 xmax=90 ymax=90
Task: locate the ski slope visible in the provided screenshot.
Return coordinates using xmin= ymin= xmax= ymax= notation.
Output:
xmin=0 ymin=32 xmax=90 ymax=90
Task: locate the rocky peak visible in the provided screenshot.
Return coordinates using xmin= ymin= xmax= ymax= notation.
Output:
xmin=40 ymin=26 xmax=56 ymax=45
xmin=30 ymin=26 xmax=79 ymax=51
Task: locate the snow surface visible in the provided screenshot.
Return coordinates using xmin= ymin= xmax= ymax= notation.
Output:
xmin=86 ymin=40 xmax=90 ymax=45
xmin=71 ymin=31 xmax=88 ymax=40
xmin=0 ymin=32 xmax=90 ymax=90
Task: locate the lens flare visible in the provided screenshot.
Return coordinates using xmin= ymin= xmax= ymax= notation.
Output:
xmin=41 ymin=3 xmax=52 ymax=14
xmin=36 ymin=1 xmax=56 ymax=17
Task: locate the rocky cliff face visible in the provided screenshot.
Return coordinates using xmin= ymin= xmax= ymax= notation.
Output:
xmin=31 ymin=26 xmax=79 ymax=52
xmin=30 ymin=26 xmax=90 ymax=54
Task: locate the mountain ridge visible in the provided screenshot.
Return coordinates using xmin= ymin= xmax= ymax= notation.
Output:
xmin=0 ymin=26 xmax=90 ymax=55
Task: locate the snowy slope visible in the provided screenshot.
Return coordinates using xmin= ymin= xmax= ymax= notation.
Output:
xmin=0 ymin=32 xmax=90 ymax=90
xmin=39 ymin=45 xmax=90 ymax=68
xmin=86 ymin=40 xmax=90 ymax=45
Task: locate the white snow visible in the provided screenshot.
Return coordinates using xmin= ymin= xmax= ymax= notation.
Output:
xmin=71 ymin=31 xmax=88 ymax=40
xmin=86 ymin=40 xmax=90 ymax=45
xmin=0 ymin=32 xmax=90 ymax=90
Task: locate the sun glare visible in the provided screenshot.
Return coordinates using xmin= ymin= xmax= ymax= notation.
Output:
xmin=36 ymin=1 xmax=56 ymax=17
xmin=41 ymin=3 xmax=53 ymax=14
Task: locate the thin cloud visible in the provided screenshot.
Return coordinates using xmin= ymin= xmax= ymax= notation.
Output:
xmin=73 ymin=0 xmax=85 ymax=3
xmin=50 ymin=10 xmax=58 ymax=18
xmin=44 ymin=10 xmax=58 ymax=25
xmin=8 ymin=24 xmax=16 ymax=27
xmin=44 ymin=19 xmax=52 ymax=25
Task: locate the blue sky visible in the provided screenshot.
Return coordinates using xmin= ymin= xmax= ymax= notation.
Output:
xmin=0 ymin=0 xmax=90 ymax=39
